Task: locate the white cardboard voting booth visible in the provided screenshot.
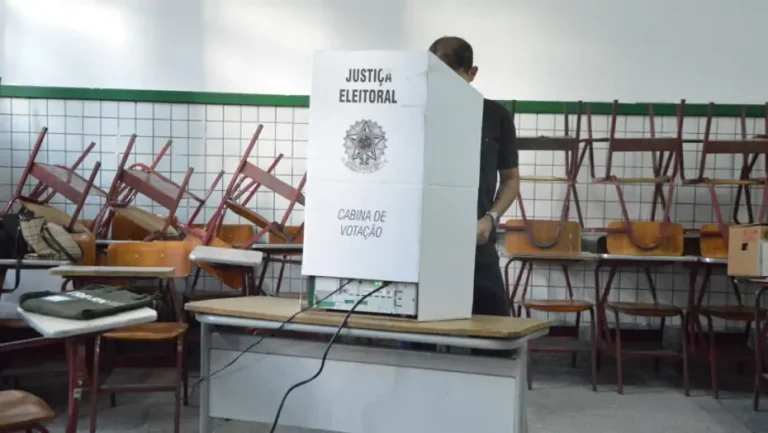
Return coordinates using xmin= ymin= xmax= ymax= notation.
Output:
xmin=302 ymin=50 xmax=484 ymax=321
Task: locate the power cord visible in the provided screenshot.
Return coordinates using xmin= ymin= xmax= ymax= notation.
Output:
xmin=268 ymin=282 xmax=391 ymax=433
xmin=188 ymin=279 xmax=354 ymax=398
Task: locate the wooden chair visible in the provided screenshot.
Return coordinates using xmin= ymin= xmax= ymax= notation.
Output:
xmin=584 ymin=100 xmax=686 ymax=256
xmin=685 ymin=103 xmax=768 ymax=259
xmin=2 ymin=128 xmax=106 ymax=233
xmin=682 ymin=103 xmax=768 ymax=397
xmin=184 ymin=224 xmax=259 ymax=308
xmin=502 ymin=102 xmax=596 ymax=391
xmin=93 ymin=135 xmax=223 ymax=241
xmin=0 ymin=390 xmax=55 ymax=432
xmin=190 ymin=126 xmax=306 ymax=294
xmin=88 ymin=241 xmax=193 ymax=433
xmin=692 ymin=264 xmax=763 ymax=398
xmin=202 ymin=126 xmax=306 ymax=249
xmin=586 ymin=100 xmax=689 ymax=394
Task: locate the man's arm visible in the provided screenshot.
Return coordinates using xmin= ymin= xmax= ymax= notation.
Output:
xmin=490 ymin=108 xmax=519 ymax=217
xmin=489 ymin=167 xmax=519 ymax=217
xmin=477 ymin=106 xmax=519 ymax=244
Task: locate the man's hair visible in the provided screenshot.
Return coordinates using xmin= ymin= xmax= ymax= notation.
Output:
xmin=429 ymin=36 xmax=473 ymax=73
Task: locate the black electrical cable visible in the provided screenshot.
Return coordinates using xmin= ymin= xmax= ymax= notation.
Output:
xmin=268 ymin=282 xmax=391 ymax=433
xmin=188 ymin=279 xmax=354 ymax=398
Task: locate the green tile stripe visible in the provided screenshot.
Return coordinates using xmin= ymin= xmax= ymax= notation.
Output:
xmin=1 ymin=85 xmax=766 ymax=118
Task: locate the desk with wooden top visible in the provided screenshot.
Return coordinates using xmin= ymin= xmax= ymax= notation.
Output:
xmin=50 ymin=265 xmax=177 ymax=320
xmin=185 ymin=296 xmax=548 ymax=433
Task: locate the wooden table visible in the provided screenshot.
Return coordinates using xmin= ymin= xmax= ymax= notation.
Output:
xmin=186 ymin=297 xmax=548 ymax=433
xmin=13 ymin=307 xmax=157 ymax=433
xmin=49 ymin=266 xmax=175 ymax=279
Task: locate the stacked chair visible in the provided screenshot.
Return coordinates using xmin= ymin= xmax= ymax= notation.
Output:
xmin=586 ymin=100 xmax=690 ymax=395
xmin=683 ymin=103 xmax=768 ymax=398
xmin=503 ymin=101 xmax=597 ymax=391
xmin=186 ymin=126 xmax=306 ymax=300
xmin=0 ymin=123 xmax=306 ymax=431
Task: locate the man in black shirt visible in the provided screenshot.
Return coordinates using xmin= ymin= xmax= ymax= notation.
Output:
xmin=429 ymin=36 xmax=520 ymax=317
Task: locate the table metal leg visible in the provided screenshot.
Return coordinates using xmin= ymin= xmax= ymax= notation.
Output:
xmin=256 ymin=254 xmax=271 ymax=294
xmin=515 ymin=346 xmax=528 ymax=433
xmin=65 ymin=337 xmax=87 ymax=433
xmin=200 ymin=322 xmax=212 ymax=433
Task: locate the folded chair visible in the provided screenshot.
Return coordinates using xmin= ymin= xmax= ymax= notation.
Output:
xmin=3 ymin=128 xmax=106 ymax=233
xmin=93 ymin=135 xmax=223 ymax=241
xmin=88 ymin=241 xmax=192 ymax=433
xmin=502 ymin=101 xmax=596 ymax=391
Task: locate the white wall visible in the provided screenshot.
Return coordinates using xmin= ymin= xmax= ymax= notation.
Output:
xmin=3 ymin=0 xmax=767 ymax=103
xmin=0 ymin=0 xmax=6 ymax=82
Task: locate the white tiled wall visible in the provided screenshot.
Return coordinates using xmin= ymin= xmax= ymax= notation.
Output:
xmin=0 ymin=97 xmax=765 ymax=330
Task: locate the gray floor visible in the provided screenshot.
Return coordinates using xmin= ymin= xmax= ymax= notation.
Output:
xmin=15 ymin=354 xmax=768 ymax=433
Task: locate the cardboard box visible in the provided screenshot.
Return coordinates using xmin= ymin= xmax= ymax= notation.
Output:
xmin=302 ymin=50 xmax=484 ymax=321
xmin=727 ymin=225 xmax=768 ymax=277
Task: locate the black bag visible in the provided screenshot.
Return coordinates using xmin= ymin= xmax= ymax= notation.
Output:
xmin=19 ymin=285 xmax=155 ymax=320
xmin=0 ymin=212 xmax=32 ymax=293
xmin=0 ymin=213 xmax=28 ymax=259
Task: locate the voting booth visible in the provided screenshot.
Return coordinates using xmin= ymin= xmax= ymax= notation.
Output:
xmin=302 ymin=50 xmax=484 ymax=321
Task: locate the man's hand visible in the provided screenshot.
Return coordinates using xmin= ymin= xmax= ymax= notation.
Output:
xmin=477 ymin=215 xmax=494 ymax=245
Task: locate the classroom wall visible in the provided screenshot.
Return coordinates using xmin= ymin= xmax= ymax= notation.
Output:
xmin=3 ymin=0 xmax=767 ymax=102
xmin=1 ymin=0 xmax=766 ymax=328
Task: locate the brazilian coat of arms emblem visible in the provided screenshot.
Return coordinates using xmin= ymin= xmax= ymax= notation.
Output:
xmin=342 ymin=120 xmax=387 ymax=173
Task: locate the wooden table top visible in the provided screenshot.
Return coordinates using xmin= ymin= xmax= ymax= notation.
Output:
xmin=49 ymin=266 xmax=176 ymax=278
xmin=185 ymin=297 xmax=549 ymax=338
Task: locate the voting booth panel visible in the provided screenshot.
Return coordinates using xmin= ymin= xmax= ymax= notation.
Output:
xmin=302 ymin=50 xmax=483 ymax=321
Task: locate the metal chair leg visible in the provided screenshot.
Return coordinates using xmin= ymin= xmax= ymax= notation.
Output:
xmin=182 ymin=336 xmax=189 ymax=406
xmin=174 ymin=336 xmax=184 ymax=433
xmin=572 ymin=312 xmax=581 ymax=368
xmin=613 ymin=308 xmax=623 ymax=394
xmin=89 ymin=336 xmax=102 ymax=433
xmin=589 ymin=306 xmax=597 ymax=392
xmin=527 ymin=346 xmax=533 ymax=391
xmin=681 ymin=313 xmax=690 ymax=397
xmin=706 ymin=315 xmax=718 ymax=399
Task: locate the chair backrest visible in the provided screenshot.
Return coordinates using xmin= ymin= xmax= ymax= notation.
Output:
xmin=106 ymin=239 xmax=196 ymax=277
xmin=192 ymin=223 xmax=255 ymax=248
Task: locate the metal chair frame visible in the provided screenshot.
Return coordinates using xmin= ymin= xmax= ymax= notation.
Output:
xmin=2 ymin=127 xmax=105 ymax=232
